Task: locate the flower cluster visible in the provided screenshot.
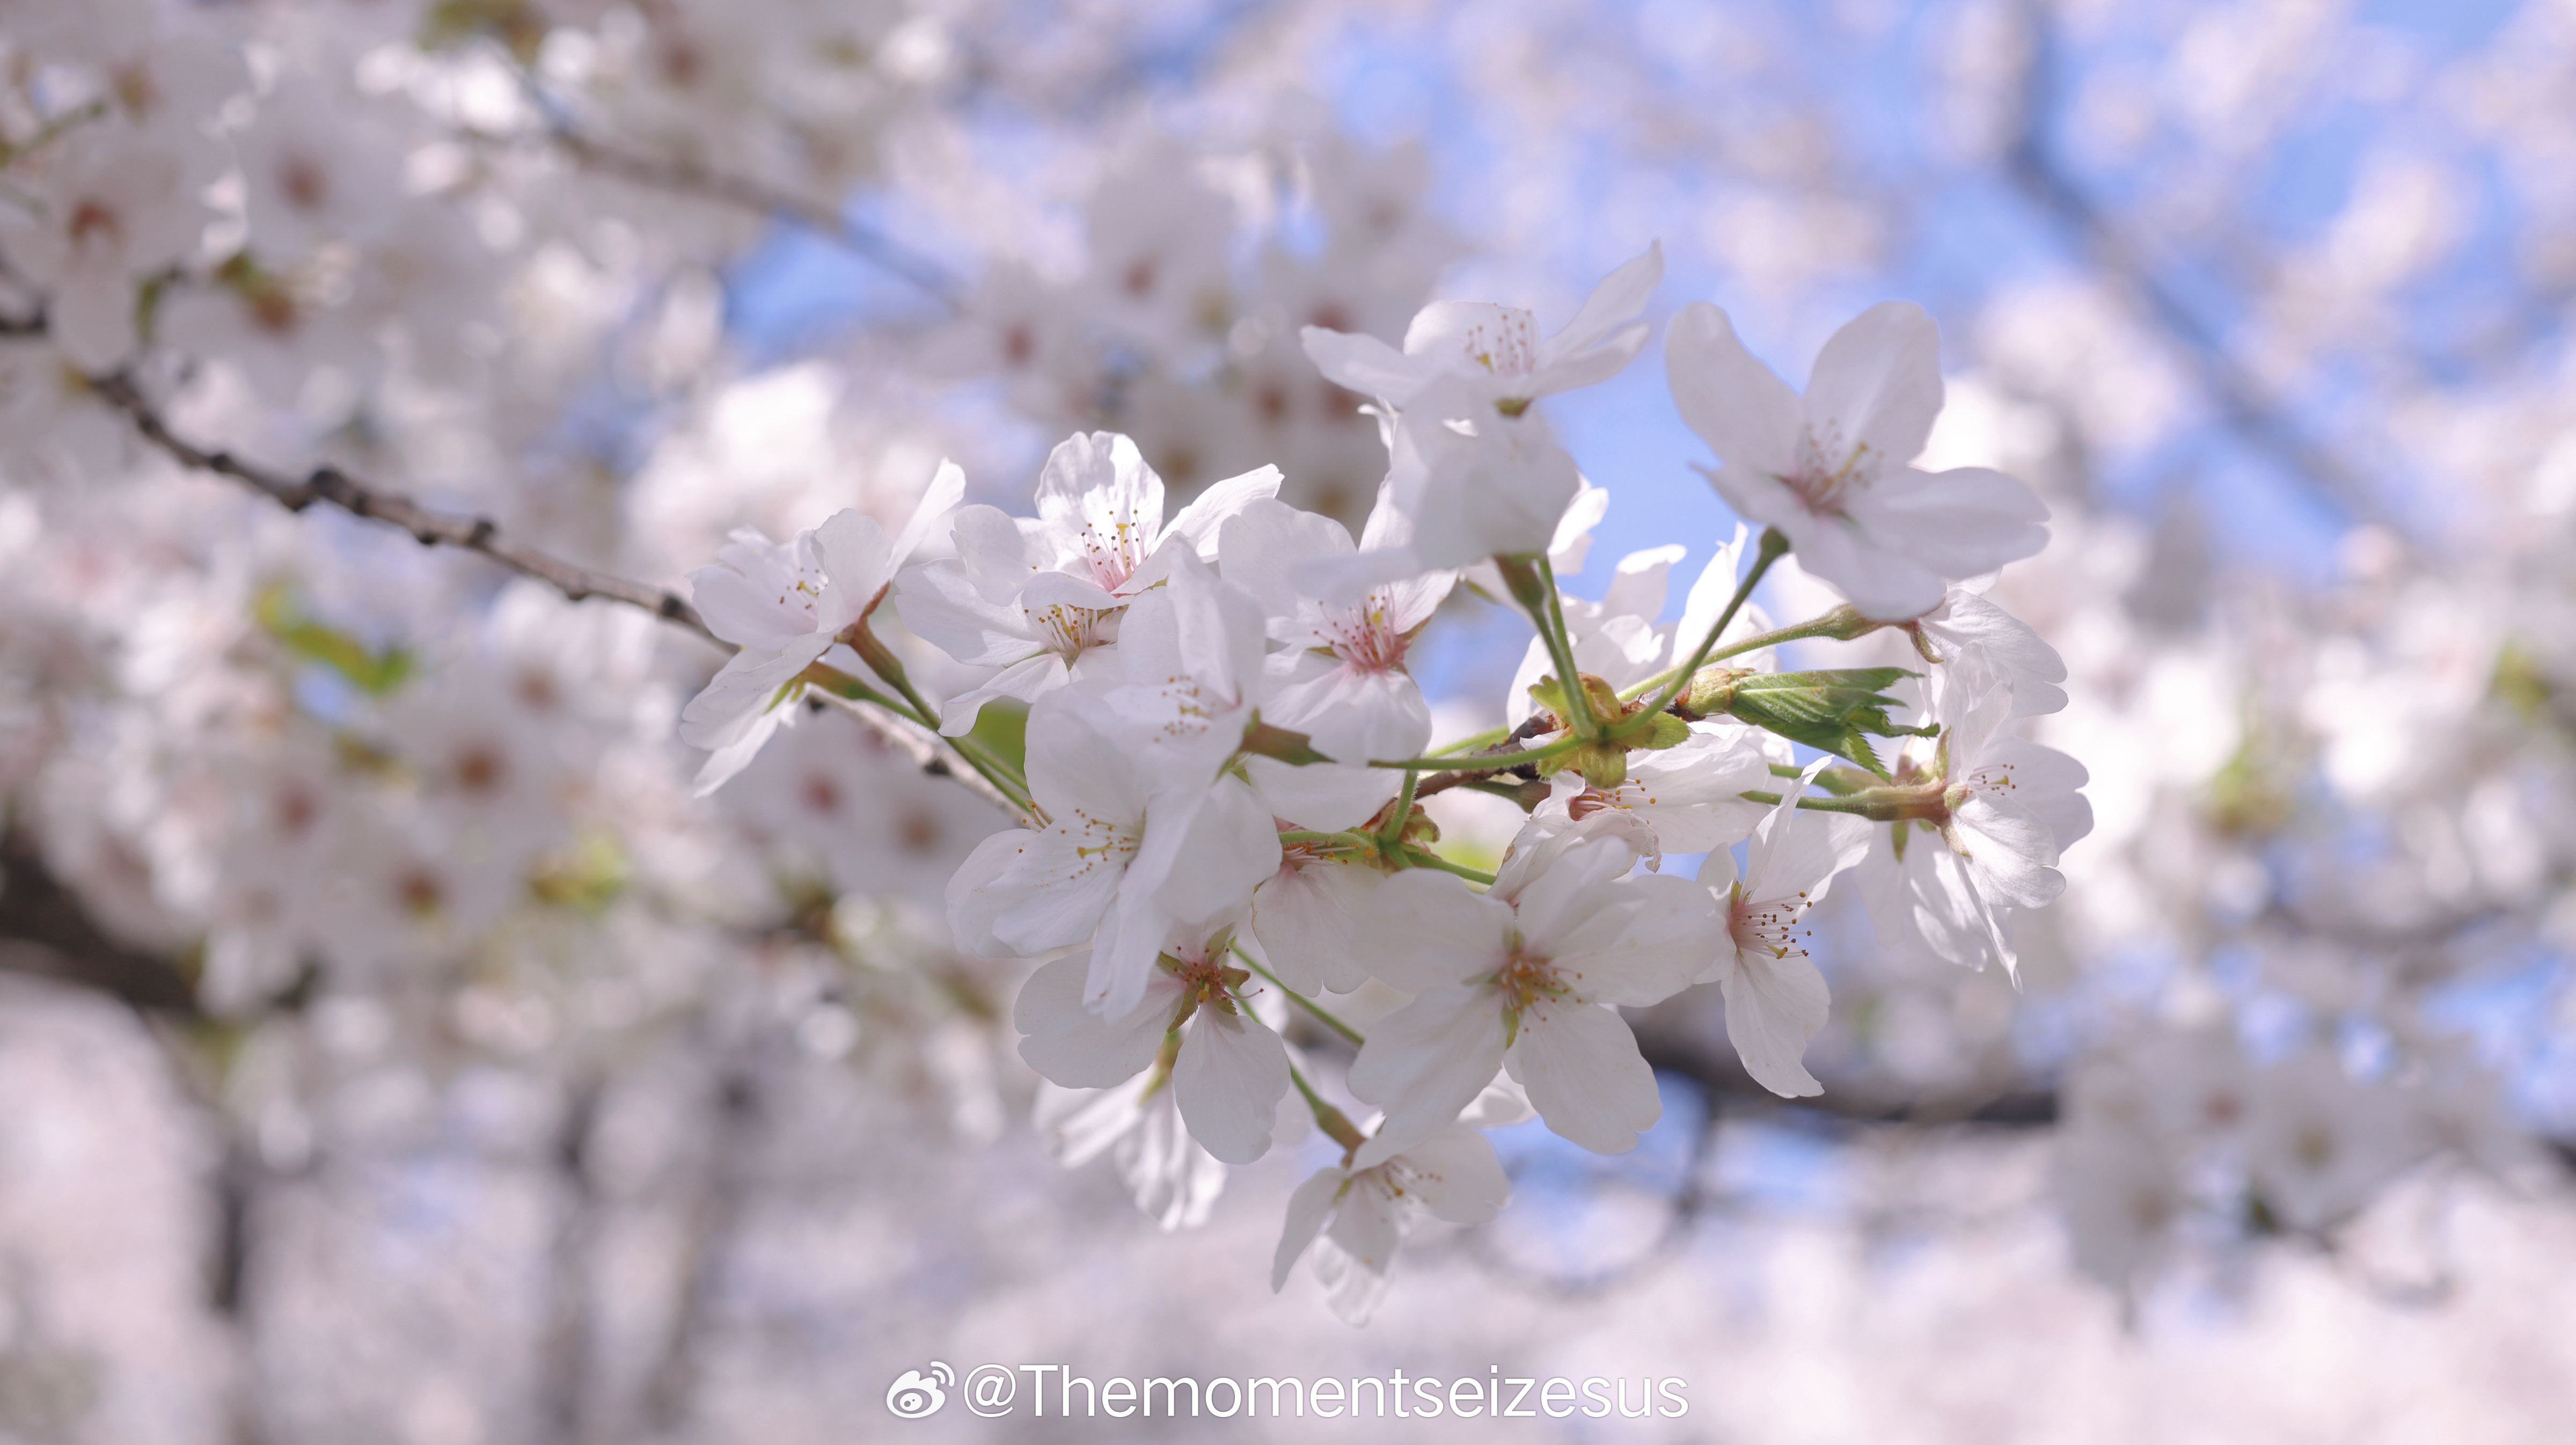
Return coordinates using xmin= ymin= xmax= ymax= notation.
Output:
xmin=683 ymin=264 xmax=2092 ymax=1322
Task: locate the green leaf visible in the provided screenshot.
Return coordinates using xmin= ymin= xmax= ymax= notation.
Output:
xmin=255 ymin=585 xmax=414 ymax=696
xmin=1719 ymin=668 xmax=1919 ymax=779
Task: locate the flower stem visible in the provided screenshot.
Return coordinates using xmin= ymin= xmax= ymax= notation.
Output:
xmin=1277 ymin=829 xmax=1376 ymax=854
xmin=1285 ymin=1060 xmax=1368 ymax=1155
xmin=1236 ymin=947 xmax=1366 ymax=1048
xmin=1378 ymin=767 xmax=1419 ymax=850
xmin=1628 ymin=528 xmax=1790 ymax=727
xmin=1396 ymin=845 xmax=1496 ymax=885
xmin=1371 ymin=731 xmax=1586 ymax=773
xmin=1738 ymin=785 xmax=1942 ymax=821
xmin=1494 ymin=552 xmax=1601 ymax=741
xmin=833 ymin=624 xmax=1037 ymax=816
xmin=1616 ymin=602 xmax=1877 ymax=705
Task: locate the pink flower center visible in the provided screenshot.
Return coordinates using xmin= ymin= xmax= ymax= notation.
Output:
xmin=1727 ymin=884 xmax=1817 ymax=961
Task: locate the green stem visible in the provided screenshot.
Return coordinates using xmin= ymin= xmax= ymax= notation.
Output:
xmin=1397 ymin=845 xmax=1496 ymax=885
xmin=1534 ymin=555 xmax=1602 ymax=740
xmin=1429 ymin=723 xmax=1512 ymax=757
xmin=1236 ymin=947 xmax=1366 ymax=1048
xmin=1493 ymin=553 xmax=1600 ymax=741
xmin=1627 ymin=528 xmax=1790 ymax=728
xmin=851 ymin=621 xmax=1041 ymax=814
xmin=804 ymin=656 xmax=1036 ymax=816
xmin=1371 ymin=732 xmax=1586 ymax=773
xmin=1378 ymin=767 xmax=1418 ymax=849
xmin=1616 ymin=604 xmax=1877 ymax=705
xmin=1277 ymin=829 xmax=1375 ymax=854
xmin=1738 ymin=786 xmax=1941 ymax=821
xmin=1286 ymin=1060 xmax=1368 ymax=1155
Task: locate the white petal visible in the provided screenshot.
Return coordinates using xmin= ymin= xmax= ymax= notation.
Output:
xmin=896 ymin=559 xmax=1039 ymax=668
xmin=933 ymin=654 xmax=1069 ymax=737
xmin=1720 ymin=944 xmax=1829 ymax=1098
xmin=1217 ymin=497 xmax=1351 ymax=625
xmin=1355 ymin=870 xmax=1513 ymax=994
xmin=1162 ymin=464 xmax=1284 ymax=559
xmin=1949 ymin=791 xmax=2065 ymax=909
xmin=1666 ymin=302 xmax=1804 ymax=479
xmin=1302 ymin=325 xmax=1435 ymax=405
xmin=811 ymin=508 xmax=896 ymax=633
xmin=1534 ymin=242 xmax=1663 ymax=380
xmin=1249 ymin=852 xmax=1383 ymax=996
xmin=892 ymin=459 xmax=969 ymax=567
xmin=1149 ymin=775 xmax=1282 ymax=926
xmin=1864 ymin=465 xmax=2049 ymax=581
xmin=1805 ymin=300 xmax=1944 ymax=470
xmin=1506 ymin=999 xmax=1662 ymax=1155
xmin=1346 ymin=984 xmax=1510 ymax=1166
xmin=1788 ymin=503 xmax=1951 ymax=621
xmin=1272 ymin=1167 xmax=1349 ymax=1291
xmin=1174 ymin=1005 xmax=1292 ymax=1164
xmin=1015 ymin=953 xmax=1176 ymax=1087
xmin=1399 ymin=1125 xmax=1511 ymax=1224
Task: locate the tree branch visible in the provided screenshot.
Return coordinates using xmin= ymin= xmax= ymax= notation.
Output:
xmin=86 ymin=370 xmax=722 ymax=648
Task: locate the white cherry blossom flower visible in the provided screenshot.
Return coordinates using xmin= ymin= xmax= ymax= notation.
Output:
xmin=947 ymin=687 xmax=1278 ymax=1021
xmin=1014 ymin=927 xmax=1291 ymax=1164
xmin=1270 ymin=1086 xmax=1523 ymax=1326
xmin=1296 ymin=249 xmax=1660 ymax=583
xmin=2244 ymin=1047 xmax=2430 ymax=1232
xmin=678 ymin=461 xmax=963 ymax=793
xmin=896 ymin=432 xmax=1278 ymax=734
xmin=1345 ymin=830 xmax=1713 ymax=1159
xmin=1900 ymin=586 xmax=2069 ymax=717
xmin=1220 ymin=495 xmax=1449 ymax=825
xmin=1858 ymin=648 xmax=2091 ymax=978
xmin=1300 ymin=243 xmax=1662 ymax=415
xmin=1033 ymin=1080 xmax=1229 ymax=1232
xmin=0 ymin=125 xmax=209 ymax=369
xmin=1696 ymin=761 xmax=1871 ymax=1097
xmin=1667 ymin=300 xmax=2048 ymax=621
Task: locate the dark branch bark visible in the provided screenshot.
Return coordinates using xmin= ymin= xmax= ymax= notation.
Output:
xmin=0 ymin=830 xmax=202 ymax=1017
xmin=84 ymin=370 xmax=721 ymax=647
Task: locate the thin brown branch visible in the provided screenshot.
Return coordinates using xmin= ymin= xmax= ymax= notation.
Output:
xmin=87 ymin=370 xmax=721 ymax=647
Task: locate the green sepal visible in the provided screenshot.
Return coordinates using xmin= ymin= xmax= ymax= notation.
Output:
xmin=1537 ymin=737 xmax=1630 ymax=790
xmin=965 ymin=697 xmax=1030 ymax=780
xmin=1239 ymin=718 xmax=1335 ymax=766
xmin=1635 ymin=713 xmax=1692 ymax=750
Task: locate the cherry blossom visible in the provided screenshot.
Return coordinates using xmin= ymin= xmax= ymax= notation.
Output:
xmin=895 ymin=433 xmax=1278 ymax=734
xmin=1697 ymin=762 xmax=1871 ymax=1097
xmin=1345 ymin=829 xmax=1713 ymax=1158
xmin=1014 ymin=926 xmax=1292 ymax=1165
xmin=1667 ymin=301 xmax=2050 ymax=620
xmin=678 ymin=462 xmax=963 ymax=792
xmin=1270 ymin=1088 xmax=1522 ymax=1326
